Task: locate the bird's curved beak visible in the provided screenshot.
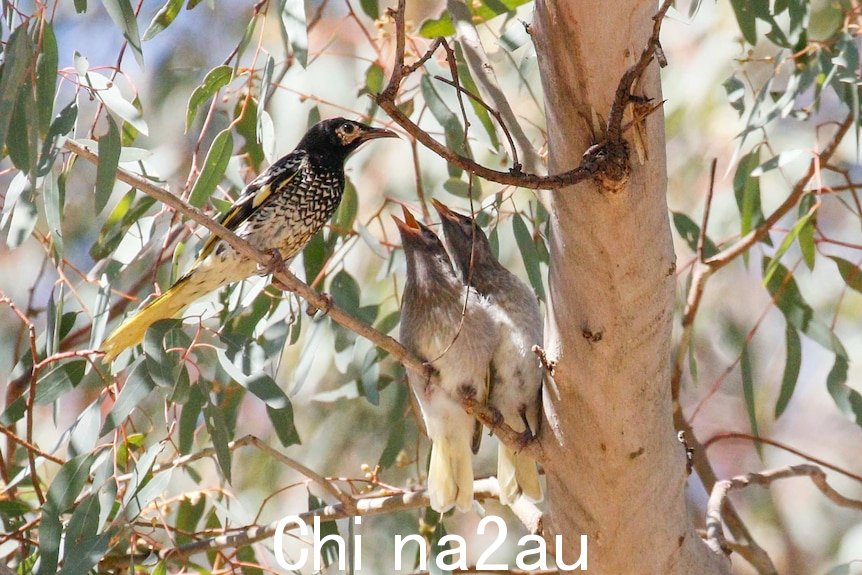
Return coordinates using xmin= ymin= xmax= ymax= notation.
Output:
xmin=359 ymin=126 xmax=399 ymax=142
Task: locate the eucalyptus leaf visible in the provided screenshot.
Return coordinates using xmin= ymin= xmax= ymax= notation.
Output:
xmin=100 ymin=357 xmax=157 ymax=435
xmin=45 ymin=453 xmax=96 ymax=514
xmin=281 ymin=0 xmax=308 ymax=67
xmin=95 ymin=115 xmax=121 ymax=215
xmin=199 ymin=382 xmax=233 ymax=482
xmin=774 ymin=324 xmax=801 ymax=418
xmin=81 ymin=71 xmax=149 ymax=135
xmin=511 ymin=213 xmax=545 ymax=301
xmin=189 ymin=128 xmax=233 ymax=208
xmin=35 ymin=23 xmax=59 ymax=133
xmin=58 ymin=495 xmax=112 ymax=575
xmin=186 ymin=65 xmax=232 ymax=131
xmin=671 ymin=212 xmax=718 ymax=258
xmin=101 ymin=0 xmax=144 ymax=66
xmin=740 ymin=341 xmax=761 ymax=457
xmin=0 ymin=24 xmax=35 ymax=153
xmin=143 ymin=0 xmax=184 ymax=40
xmin=359 ymin=0 xmax=378 ymax=19
xmin=829 ymin=256 xmax=862 ymax=293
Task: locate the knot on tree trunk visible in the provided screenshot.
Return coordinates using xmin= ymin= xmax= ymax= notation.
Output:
xmin=590 ymin=139 xmax=630 ymax=192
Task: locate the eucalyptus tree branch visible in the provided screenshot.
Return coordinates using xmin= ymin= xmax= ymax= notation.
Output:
xmin=62 ymin=138 xmax=543 ymax=462
xmin=672 ymin=115 xmax=854 ymax=423
xmin=376 ymin=0 xmax=673 ymax=190
xmin=672 ymin=115 xmax=853 ymax=413
xmin=0 ymin=424 xmax=65 ymax=467
xmin=706 ymin=464 xmax=862 ymax=557
xmin=605 ymin=0 xmax=674 ymax=142
xmin=0 ymin=294 xmax=45 ymax=504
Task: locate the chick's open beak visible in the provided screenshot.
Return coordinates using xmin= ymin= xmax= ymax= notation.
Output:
xmin=393 ymin=206 xmax=424 ymax=240
xmin=431 ymin=198 xmax=458 ymax=223
xmin=401 ymin=205 xmax=420 ymax=227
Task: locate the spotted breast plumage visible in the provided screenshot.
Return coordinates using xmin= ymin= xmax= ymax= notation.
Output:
xmin=101 ymin=117 xmax=397 ymax=362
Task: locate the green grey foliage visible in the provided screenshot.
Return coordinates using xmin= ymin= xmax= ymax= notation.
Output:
xmin=0 ymin=0 xmax=860 ymax=572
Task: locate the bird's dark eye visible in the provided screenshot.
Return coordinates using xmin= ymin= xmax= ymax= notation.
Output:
xmin=342 ymin=123 xmax=356 ymax=134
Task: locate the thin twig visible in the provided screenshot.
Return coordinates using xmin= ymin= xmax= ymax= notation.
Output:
xmin=697 ymin=159 xmax=718 ymax=263
xmin=0 ymin=426 xmax=65 ymax=467
xmin=433 ymin=74 xmax=520 ymax=170
xmin=704 ymin=432 xmax=862 ymax=484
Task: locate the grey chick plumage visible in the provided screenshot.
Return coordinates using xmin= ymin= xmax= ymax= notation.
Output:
xmin=433 ymin=199 xmax=543 ymax=505
xmin=395 ymin=207 xmax=499 ymax=513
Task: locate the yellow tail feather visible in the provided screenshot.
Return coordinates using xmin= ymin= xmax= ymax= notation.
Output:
xmin=101 ymin=277 xmax=201 ymax=363
xmin=427 ymin=437 xmax=474 ymax=513
xmin=497 ymin=444 xmax=543 ymax=506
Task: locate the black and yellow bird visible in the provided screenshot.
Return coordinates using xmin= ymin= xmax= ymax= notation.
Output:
xmin=101 ymin=118 xmax=397 ymax=362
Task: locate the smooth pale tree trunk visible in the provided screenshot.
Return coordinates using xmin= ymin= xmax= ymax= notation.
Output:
xmin=532 ymin=2 xmax=730 ymax=573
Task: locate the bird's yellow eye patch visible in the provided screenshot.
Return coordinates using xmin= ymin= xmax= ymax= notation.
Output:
xmin=336 ymin=123 xmax=361 ymax=144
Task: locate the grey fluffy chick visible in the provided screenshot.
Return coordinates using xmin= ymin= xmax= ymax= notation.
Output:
xmin=433 ymin=199 xmax=543 ymax=505
xmin=395 ymin=207 xmax=500 ymax=513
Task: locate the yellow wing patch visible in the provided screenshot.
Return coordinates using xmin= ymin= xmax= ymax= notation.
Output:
xmin=193 ymin=155 xmax=305 ymax=264
xmin=193 ymin=186 xmax=269 ymax=264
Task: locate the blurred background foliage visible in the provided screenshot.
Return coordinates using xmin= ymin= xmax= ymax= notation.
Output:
xmin=0 ymin=0 xmax=860 ymax=573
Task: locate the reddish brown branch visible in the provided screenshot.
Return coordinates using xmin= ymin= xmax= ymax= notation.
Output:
xmin=606 ymin=0 xmax=674 ymax=142
xmin=704 ymin=432 xmax=862 ymax=484
xmin=705 ymin=115 xmax=854 ymax=270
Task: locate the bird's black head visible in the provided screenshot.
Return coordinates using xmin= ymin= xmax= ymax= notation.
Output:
xmin=431 ymin=199 xmax=496 ymax=282
xmin=297 ymin=117 xmax=397 ymax=163
xmin=393 ymin=206 xmax=457 ymax=285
